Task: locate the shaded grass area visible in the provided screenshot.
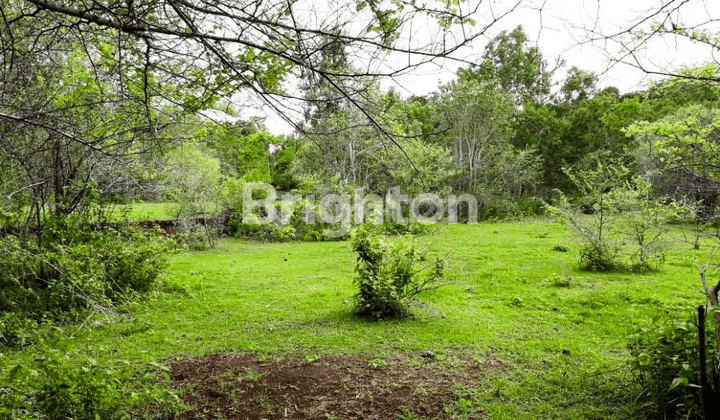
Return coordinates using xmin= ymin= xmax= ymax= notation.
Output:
xmin=1 ymin=202 xmax=177 ymax=227
xmin=106 ymin=202 xmax=179 ymax=221
xmin=1 ymin=220 xmax=708 ymax=418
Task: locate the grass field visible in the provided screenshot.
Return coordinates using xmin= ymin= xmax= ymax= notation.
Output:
xmin=1 ymin=219 xmax=709 ymax=419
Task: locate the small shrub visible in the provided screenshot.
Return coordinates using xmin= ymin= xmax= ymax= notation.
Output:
xmin=0 ymin=345 xmax=182 ymax=419
xmin=279 ymin=225 xmax=297 ymax=240
xmin=579 ymin=241 xmax=619 ymax=272
xmin=100 ymin=228 xmax=175 ymax=297
xmin=517 ymin=196 xmax=547 ymax=217
xmin=610 ymin=178 xmax=682 ymax=272
xmin=0 ymin=313 xmax=40 ymax=348
xmin=628 ymin=313 xmax=719 ymax=419
xmin=366 ymin=220 xmax=433 ymax=236
xmin=231 ymin=218 xmax=282 ymax=241
xmin=550 ymin=165 xmax=684 ymax=272
xmin=351 ymin=228 xmax=444 ymax=319
xmin=478 ymin=196 xmax=523 ymax=221
xmin=547 ymin=160 xmax=627 ymax=272
xmin=175 ymin=220 xmax=218 ymax=250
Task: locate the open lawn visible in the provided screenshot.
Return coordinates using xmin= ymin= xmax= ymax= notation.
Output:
xmin=1 ymin=219 xmax=708 ymax=419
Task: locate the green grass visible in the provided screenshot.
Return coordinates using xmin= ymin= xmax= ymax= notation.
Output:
xmin=1 ymin=219 xmax=709 ymax=418
xmin=106 ymin=202 xmax=178 ymax=221
xmin=2 ymin=202 xmax=178 ymax=225
xmin=106 ymin=201 xmax=225 ymax=221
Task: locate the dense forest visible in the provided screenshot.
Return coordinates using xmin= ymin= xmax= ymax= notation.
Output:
xmin=1 ymin=0 xmax=720 ymax=419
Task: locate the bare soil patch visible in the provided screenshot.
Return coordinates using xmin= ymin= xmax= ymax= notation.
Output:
xmin=170 ymin=351 xmax=504 ymax=419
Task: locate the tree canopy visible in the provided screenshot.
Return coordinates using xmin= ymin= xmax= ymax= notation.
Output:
xmin=4 ymin=0 xmax=520 ymax=137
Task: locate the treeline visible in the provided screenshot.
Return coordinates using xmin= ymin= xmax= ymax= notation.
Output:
xmin=4 ymin=24 xmax=720 ymax=237
xmin=140 ymin=27 xmax=720 ymax=225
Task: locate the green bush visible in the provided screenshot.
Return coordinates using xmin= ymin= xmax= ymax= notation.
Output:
xmin=100 ymin=229 xmax=174 ymax=297
xmin=548 ymin=161 xmax=626 ymax=272
xmin=229 ymin=192 xmax=443 ymax=243
xmin=351 ymin=228 xmax=444 ymax=319
xmin=229 ymin=202 xmax=433 ymax=242
xmin=0 ymin=312 xmax=41 ymax=348
xmin=610 ymin=178 xmax=682 ymax=272
xmin=367 ymin=220 xmax=433 ymax=236
xmin=0 ymin=218 xmax=175 ymax=347
xmin=0 ymin=344 xmax=182 ymax=419
xmin=174 ymin=220 xmax=218 ymax=251
xmin=230 ymin=218 xmax=282 ymax=241
xmin=579 ymin=241 xmax=619 ymax=272
xmin=628 ymin=313 xmax=719 ymax=419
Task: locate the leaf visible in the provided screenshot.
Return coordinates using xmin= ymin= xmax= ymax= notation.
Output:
xmin=669 ymin=376 xmax=688 ymax=391
xmin=8 ymin=364 xmax=24 ymax=381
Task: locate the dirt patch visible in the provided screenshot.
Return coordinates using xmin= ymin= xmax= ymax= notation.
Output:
xmin=170 ymin=351 xmax=504 ymax=419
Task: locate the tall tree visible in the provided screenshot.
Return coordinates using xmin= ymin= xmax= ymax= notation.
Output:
xmin=437 ymin=77 xmax=539 ymax=198
xmin=460 ymin=25 xmax=551 ymax=105
xmin=514 ymin=76 xmax=642 ymax=195
xmin=628 ymin=95 xmax=720 ymax=218
xmin=559 ymin=66 xmax=598 ymax=104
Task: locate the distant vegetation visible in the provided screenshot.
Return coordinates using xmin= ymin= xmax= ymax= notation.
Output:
xmin=1 ymin=0 xmax=720 ymax=417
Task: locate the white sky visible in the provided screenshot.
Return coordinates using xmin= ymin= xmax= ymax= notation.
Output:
xmin=385 ymin=0 xmax=719 ymax=95
xmin=253 ymin=0 xmax=720 ymax=135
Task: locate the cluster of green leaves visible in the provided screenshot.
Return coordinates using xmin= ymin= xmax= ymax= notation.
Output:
xmin=0 ymin=217 xmax=175 ymax=348
xmin=514 ymin=85 xmax=641 ymax=194
xmin=628 ymin=312 xmax=719 ymax=419
xmin=626 ymin=66 xmax=720 ymax=225
xmin=461 ymin=25 xmax=551 ymax=105
xmin=230 ymin=198 xmax=339 ymax=242
xmin=351 ymin=227 xmax=444 ymax=319
xmin=0 ymin=342 xmax=182 ymax=419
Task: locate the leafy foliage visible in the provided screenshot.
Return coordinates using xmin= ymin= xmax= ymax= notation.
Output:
xmin=434 ymin=75 xmax=541 ymax=214
xmin=550 ymin=161 xmax=682 ymax=272
xmin=351 ymin=228 xmax=444 ymax=319
xmin=0 ymin=343 xmax=182 ymax=419
xmin=461 ymin=25 xmax=551 ymax=105
xmin=0 ymin=218 xmax=174 ymax=347
xmin=609 ymin=178 xmax=684 ymax=272
xmin=628 ymin=312 xmax=719 ymax=420
xmin=628 ymin=85 xmax=720 ymax=221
